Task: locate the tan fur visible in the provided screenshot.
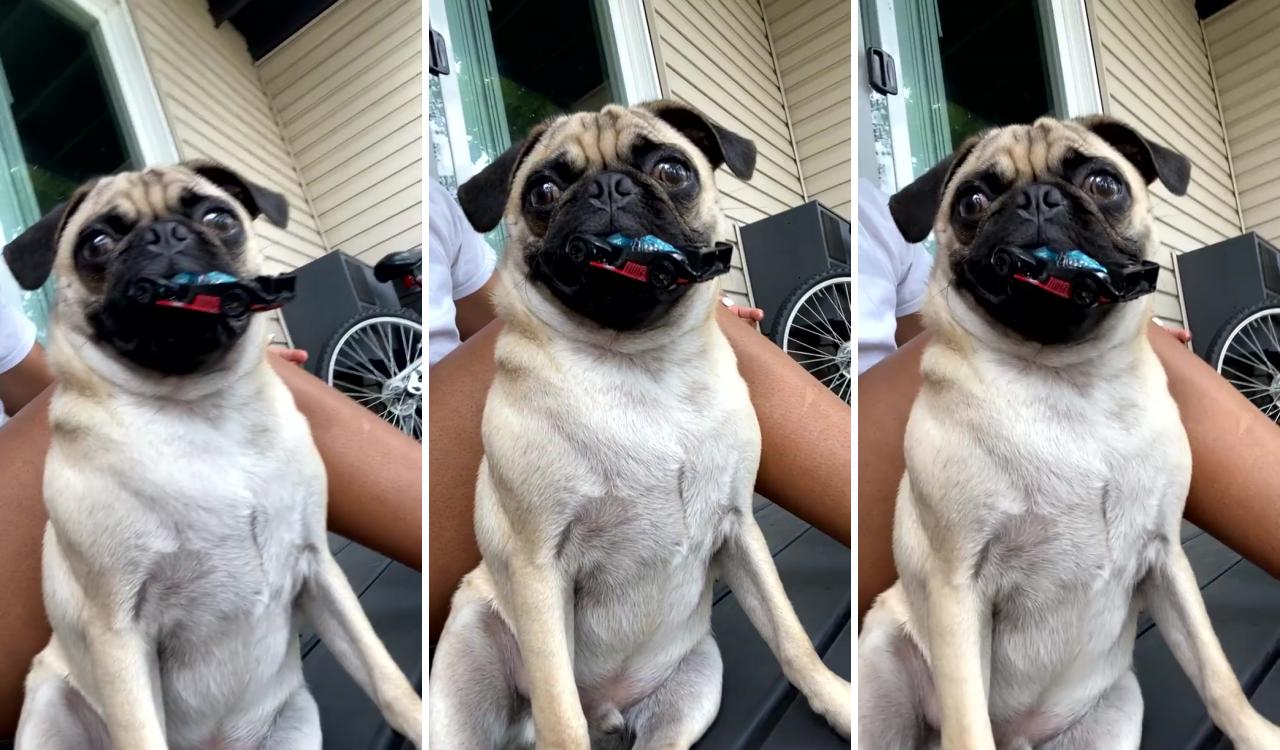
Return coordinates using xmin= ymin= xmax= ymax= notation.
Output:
xmin=859 ymin=117 xmax=1280 ymax=750
xmin=431 ymin=103 xmax=850 ymax=749
xmin=15 ymin=165 xmax=422 ymax=750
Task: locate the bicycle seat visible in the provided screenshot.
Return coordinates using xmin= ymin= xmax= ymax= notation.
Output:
xmin=374 ymin=248 xmax=422 ymax=283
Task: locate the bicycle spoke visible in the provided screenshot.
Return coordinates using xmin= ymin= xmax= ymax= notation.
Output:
xmin=1235 ymin=332 xmax=1272 ymax=374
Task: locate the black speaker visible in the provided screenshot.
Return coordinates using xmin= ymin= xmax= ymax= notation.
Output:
xmin=279 ymin=251 xmax=400 ymax=376
xmin=740 ymin=201 xmax=851 ymax=335
xmin=1177 ymin=232 xmax=1280 ymax=360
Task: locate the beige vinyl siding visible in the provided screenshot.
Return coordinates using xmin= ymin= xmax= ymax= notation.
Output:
xmin=1204 ymin=0 xmax=1280 ymax=246
xmin=258 ymin=0 xmax=423 ymax=265
xmin=763 ymin=0 xmax=851 ymax=219
xmin=127 ymin=0 xmax=326 ymax=273
xmin=647 ymin=0 xmax=807 ymax=304
xmin=1089 ymin=0 xmax=1242 ymax=325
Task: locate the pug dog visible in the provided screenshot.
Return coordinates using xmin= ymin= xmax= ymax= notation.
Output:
xmin=857 ymin=116 xmax=1280 ymax=749
xmin=6 ymin=163 xmax=422 ymax=749
xmin=429 ymin=101 xmax=851 ymax=749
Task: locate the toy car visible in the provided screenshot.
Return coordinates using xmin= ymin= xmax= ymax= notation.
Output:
xmin=127 ymin=271 xmax=297 ymax=318
xmin=564 ymin=233 xmax=733 ymax=290
xmin=988 ymin=245 xmax=1159 ymax=308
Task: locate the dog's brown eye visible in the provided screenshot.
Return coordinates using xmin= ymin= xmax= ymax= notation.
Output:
xmin=529 ymin=179 xmax=561 ymax=209
xmin=201 ymin=208 xmax=239 ymax=234
xmin=651 ymin=159 xmax=691 ymax=189
xmin=956 ymin=189 xmax=990 ymax=220
xmin=1085 ymin=172 xmax=1124 ymax=201
xmin=80 ymin=231 xmax=116 ymax=261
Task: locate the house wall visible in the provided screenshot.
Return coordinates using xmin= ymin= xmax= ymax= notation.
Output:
xmin=127 ymin=0 xmax=327 ymax=273
xmin=646 ymin=0 xmax=808 ymax=303
xmin=763 ymin=0 xmax=851 ymax=220
xmin=258 ymin=0 xmax=422 ymax=265
xmin=1089 ymin=0 xmax=1242 ymax=325
xmin=1204 ymin=0 xmax=1280 ymax=247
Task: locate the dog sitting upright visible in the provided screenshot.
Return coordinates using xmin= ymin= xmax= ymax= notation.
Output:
xmin=5 ymin=163 xmax=422 ymax=749
xmin=429 ymin=101 xmax=851 ymax=749
xmin=857 ymin=116 xmax=1280 ymax=749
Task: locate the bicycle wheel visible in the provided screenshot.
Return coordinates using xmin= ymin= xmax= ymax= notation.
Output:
xmin=772 ymin=267 xmax=852 ymax=403
xmin=1206 ymin=297 xmax=1280 ymax=424
xmin=320 ymin=308 xmax=423 ymax=439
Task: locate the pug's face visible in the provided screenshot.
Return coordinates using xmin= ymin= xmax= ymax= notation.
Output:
xmin=3 ymin=162 xmax=288 ymax=375
xmin=891 ymin=116 xmax=1191 ymax=345
xmin=457 ymin=101 xmax=756 ymax=332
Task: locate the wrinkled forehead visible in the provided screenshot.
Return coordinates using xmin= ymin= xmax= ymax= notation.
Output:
xmin=73 ymin=168 xmax=227 ymax=225
xmin=524 ymin=105 xmax=693 ymax=174
xmin=955 ymin=119 xmax=1119 ymax=187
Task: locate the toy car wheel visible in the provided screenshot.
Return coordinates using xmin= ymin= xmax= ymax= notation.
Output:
xmin=565 ymin=237 xmax=591 ymax=266
xmin=1072 ymin=276 xmax=1100 ymax=307
xmin=649 ymin=257 xmax=677 ymax=290
xmin=221 ymin=288 xmax=250 ymax=317
xmin=991 ymin=248 xmax=1014 ymax=276
xmin=129 ymin=279 xmax=159 ymax=305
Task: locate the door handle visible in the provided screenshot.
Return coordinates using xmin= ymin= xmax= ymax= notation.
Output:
xmin=429 ymin=28 xmax=450 ymax=76
xmin=867 ymin=47 xmax=898 ymax=96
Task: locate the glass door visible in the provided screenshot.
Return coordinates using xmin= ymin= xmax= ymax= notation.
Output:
xmin=0 ymin=0 xmax=137 ymax=341
xmin=860 ymin=0 xmax=1097 ymax=194
xmin=428 ymin=0 xmax=641 ymax=251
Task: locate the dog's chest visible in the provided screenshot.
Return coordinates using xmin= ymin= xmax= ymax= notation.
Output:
xmin=973 ymin=377 xmax=1187 ymax=597
xmin=90 ymin=401 xmax=325 ymax=639
xmin=557 ymin=373 xmax=755 ymax=572
xmin=501 ymin=343 xmax=759 ymax=599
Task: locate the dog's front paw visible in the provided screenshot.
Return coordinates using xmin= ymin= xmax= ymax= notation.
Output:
xmin=807 ymin=673 xmax=852 ymax=739
xmin=387 ymin=690 xmax=423 ymax=748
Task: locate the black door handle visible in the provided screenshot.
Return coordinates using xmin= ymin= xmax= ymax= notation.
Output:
xmin=867 ymin=47 xmax=898 ymax=96
xmin=429 ymin=28 xmax=450 ymax=76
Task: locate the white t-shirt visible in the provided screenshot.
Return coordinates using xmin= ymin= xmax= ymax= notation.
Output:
xmin=428 ymin=182 xmax=496 ymax=366
xmin=857 ymin=178 xmax=934 ymax=373
xmin=0 ymin=292 xmax=36 ymax=426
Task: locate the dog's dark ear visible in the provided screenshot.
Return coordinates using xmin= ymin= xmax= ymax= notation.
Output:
xmin=456 ymin=122 xmax=550 ymax=233
xmin=642 ymin=100 xmax=757 ymax=180
xmin=183 ymin=160 xmax=289 ymax=228
xmin=1077 ymin=115 xmax=1191 ymax=197
xmin=888 ymin=136 xmax=980 ymax=243
xmin=3 ymin=182 xmax=96 ymax=290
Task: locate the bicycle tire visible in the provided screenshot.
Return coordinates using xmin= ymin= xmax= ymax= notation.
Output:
xmin=320 ymin=307 xmax=423 ymax=439
xmin=1205 ymin=296 xmax=1280 ymax=423
xmin=771 ymin=266 xmax=852 ymax=403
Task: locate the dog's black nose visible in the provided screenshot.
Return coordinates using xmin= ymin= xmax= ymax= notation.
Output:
xmin=1017 ymin=183 xmax=1066 ymax=222
xmin=589 ymin=172 xmax=637 ymax=210
xmin=141 ymin=220 xmax=196 ymax=255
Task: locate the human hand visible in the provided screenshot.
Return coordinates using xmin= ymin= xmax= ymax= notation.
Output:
xmin=269 ymin=346 xmax=309 ymax=367
xmin=1152 ymin=317 xmax=1192 ymax=344
xmin=723 ymin=297 xmax=764 ymax=328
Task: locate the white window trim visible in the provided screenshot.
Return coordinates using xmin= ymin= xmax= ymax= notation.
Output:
xmin=53 ymin=0 xmax=179 ymax=165
xmin=1042 ymin=0 xmax=1104 ymax=117
xmin=603 ymin=0 xmax=662 ymax=104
